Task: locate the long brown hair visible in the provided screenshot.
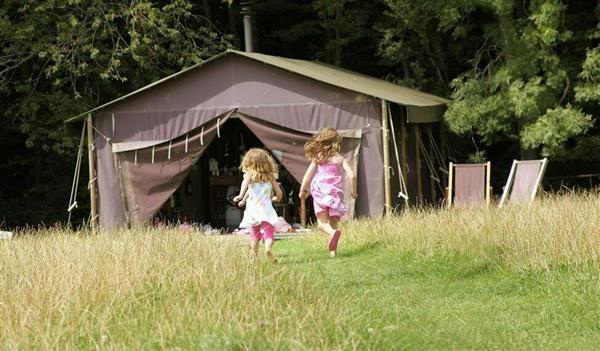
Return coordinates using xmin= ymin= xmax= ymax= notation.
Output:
xmin=240 ymin=148 xmax=278 ymax=182
xmin=304 ymin=127 xmax=342 ymax=162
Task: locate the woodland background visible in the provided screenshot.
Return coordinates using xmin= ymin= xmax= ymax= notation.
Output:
xmin=0 ymin=0 xmax=598 ymax=227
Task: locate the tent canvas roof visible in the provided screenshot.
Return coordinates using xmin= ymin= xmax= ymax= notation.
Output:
xmin=66 ymin=49 xmax=449 ymax=123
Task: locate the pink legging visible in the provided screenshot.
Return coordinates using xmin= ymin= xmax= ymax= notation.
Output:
xmin=251 ymin=221 xmax=275 ymax=241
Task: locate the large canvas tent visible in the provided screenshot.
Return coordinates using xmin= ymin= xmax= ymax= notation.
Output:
xmin=67 ymin=50 xmax=449 ymax=230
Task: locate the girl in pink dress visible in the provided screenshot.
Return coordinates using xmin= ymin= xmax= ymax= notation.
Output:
xmin=299 ymin=128 xmax=357 ymax=257
xmin=234 ymin=148 xmax=283 ymax=263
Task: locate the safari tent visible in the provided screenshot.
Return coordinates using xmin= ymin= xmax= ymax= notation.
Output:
xmin=66 ymin=50 xmax=449 ymax=230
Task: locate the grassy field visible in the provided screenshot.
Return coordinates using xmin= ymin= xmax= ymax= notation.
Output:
xmin=2 ymin=193 xmax=600 ymax=350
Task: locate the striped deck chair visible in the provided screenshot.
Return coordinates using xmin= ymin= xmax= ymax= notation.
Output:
xmin=498 ymin=159 xmax=548 ymax=208
xmin=446 ymin=162 xmax=492 ymax=208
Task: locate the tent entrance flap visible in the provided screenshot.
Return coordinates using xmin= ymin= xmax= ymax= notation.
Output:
xmin=115 ymin=113 xmax=232 ymax=226
xmin=113 ymin=110 xmax=363 ymax=228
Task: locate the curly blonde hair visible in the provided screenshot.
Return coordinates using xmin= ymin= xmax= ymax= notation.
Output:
xmin=240 ymin=148 xmax=278 ymax=182
xmin=304 ymin=127 xmax=342 ymax=162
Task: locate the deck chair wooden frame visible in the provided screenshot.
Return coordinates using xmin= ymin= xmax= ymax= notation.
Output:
xmin=498 ymin=158 xmax=548 ymax=208
xmin=446 ymin=161 xmax=492 ymax=208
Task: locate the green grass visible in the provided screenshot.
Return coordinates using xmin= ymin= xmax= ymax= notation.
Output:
xmin=2 ymin=193 xmax=600 ymax=349
xmin=276 ymin=242 xmax=600 ymax=350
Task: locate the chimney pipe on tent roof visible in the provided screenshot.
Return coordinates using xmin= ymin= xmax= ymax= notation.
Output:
xmin=241 ymin=1 xmax=254 ymax=52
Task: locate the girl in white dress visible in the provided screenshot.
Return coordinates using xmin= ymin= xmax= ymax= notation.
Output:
xmin=234 ymin=148 xmax=283 ymax=262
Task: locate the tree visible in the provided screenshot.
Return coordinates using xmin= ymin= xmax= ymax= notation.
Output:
xmin=0 ymin=0 xmax=233 ymax=225
xmin=262 ymin=0 xmax=382 ymax=69
xmin=376 ymin=0 xmax=482 ymax=96
xmin=444 ymin=0 xmax=596 ymax=158
xmin=1 ymin=0 xmax=232 ymax=151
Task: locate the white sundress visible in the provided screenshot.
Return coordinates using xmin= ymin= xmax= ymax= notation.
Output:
xmin=239 ymin=181 xmax=279 ymax=228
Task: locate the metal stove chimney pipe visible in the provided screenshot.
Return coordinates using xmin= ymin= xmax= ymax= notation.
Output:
xmin=241 ymin=1 xmax=254 ymax=52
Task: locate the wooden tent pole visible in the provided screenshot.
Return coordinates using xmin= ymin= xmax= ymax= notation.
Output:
xmin=87 ymin=114 xmax=98 ymax=232
xmin=381 ymin=100 xmax=392 ymax=214
xmin=414 ymin=124 xmax=423 ymax=205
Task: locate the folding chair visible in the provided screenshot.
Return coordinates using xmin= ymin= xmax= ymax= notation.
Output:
xmin=498 ymin=158 xmax=548 ymax=208
xmin=446 ymin=162 xmax=492 ymax=208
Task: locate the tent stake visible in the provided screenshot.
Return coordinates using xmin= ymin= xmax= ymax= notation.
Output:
xmin=86 ymin=114 xmax=98 ymax=232
xmin=381 ymin=100 xmax=392 ymax=214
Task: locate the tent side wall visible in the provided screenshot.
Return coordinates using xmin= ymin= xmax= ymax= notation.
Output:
xmin=92 ymin=55 xmax=385 ymax=229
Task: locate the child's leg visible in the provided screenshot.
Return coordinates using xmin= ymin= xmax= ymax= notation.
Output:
xmin=316 ymin=210 xmax=341 ymax=257
xmin=328 ymin=216 xmax=342 ymax=256
xmin=315 ymin=210 xmax=336 ymax=236
xmin=262 ymin=222 xmax=277 ymax=263
xmin=250 ymin=225 xmax=261 ymax=256
xmin=330 ymin=217 xmax=339 ymax=230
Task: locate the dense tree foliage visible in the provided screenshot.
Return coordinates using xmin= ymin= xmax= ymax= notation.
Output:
xmin=0 ymin=0 xmax=233 ymax=225
xmin=0 ymin=0 xmax=598 ymax=226
xmin=443 ymin=0 xmax=597 ymax=158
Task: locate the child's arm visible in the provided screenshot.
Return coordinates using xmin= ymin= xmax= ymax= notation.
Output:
xmin=238 ymin=190 xmax=249 ymax=207
xmin=233 ymin=173 xmax=250 ymax=203
xmin=271 ymin=181 xmax=283 ymax=202
xmin=299 ymin=160 xmax=317 ymax=199
xmin=342 ymin=158 xmax=358 ymax=199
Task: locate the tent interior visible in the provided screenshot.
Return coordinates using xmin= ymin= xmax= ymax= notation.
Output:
xmin=152 ymin=104 xmax=448 ymax=231
xmin=155 ymin=118 xmax=309 ymax=230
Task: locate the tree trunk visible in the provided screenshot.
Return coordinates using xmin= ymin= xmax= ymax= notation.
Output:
xmin=227 ymin=3 xmax=238 ymax=39
xmin=202 ymin=0 xmax=212 ymax=21
xmin=34 ymin=145 xmax=42 ymax=189
xmin=334 ymin=8 xmax=341 ymax=66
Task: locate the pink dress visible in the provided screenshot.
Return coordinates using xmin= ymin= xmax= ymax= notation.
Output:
xmin=310 ymin=161 xmax=347 ymax=219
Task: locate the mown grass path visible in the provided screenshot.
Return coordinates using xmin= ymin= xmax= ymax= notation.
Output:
xmin=276 ymin=237 xmax=600 ymax=350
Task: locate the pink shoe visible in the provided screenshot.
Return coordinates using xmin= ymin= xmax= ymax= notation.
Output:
xmin=328 ymin=230 xmax=341 ymax=253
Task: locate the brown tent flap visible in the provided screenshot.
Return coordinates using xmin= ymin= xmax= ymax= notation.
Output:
xmin=114 ymin=110 xmax=363 ymax=226
xmin=237 ymin=112 xmax=361 ymax=218
xmin=116 ymin=112 xmax=233 ymax=226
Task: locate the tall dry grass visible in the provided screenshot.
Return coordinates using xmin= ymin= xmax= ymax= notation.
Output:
xmin=1 ymin=192 xmax=599 ymax=348
xmin=0 ymin=229 xmax=356 ymax=349
xmin=346 ymin=191 xmax=600 ymax=269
